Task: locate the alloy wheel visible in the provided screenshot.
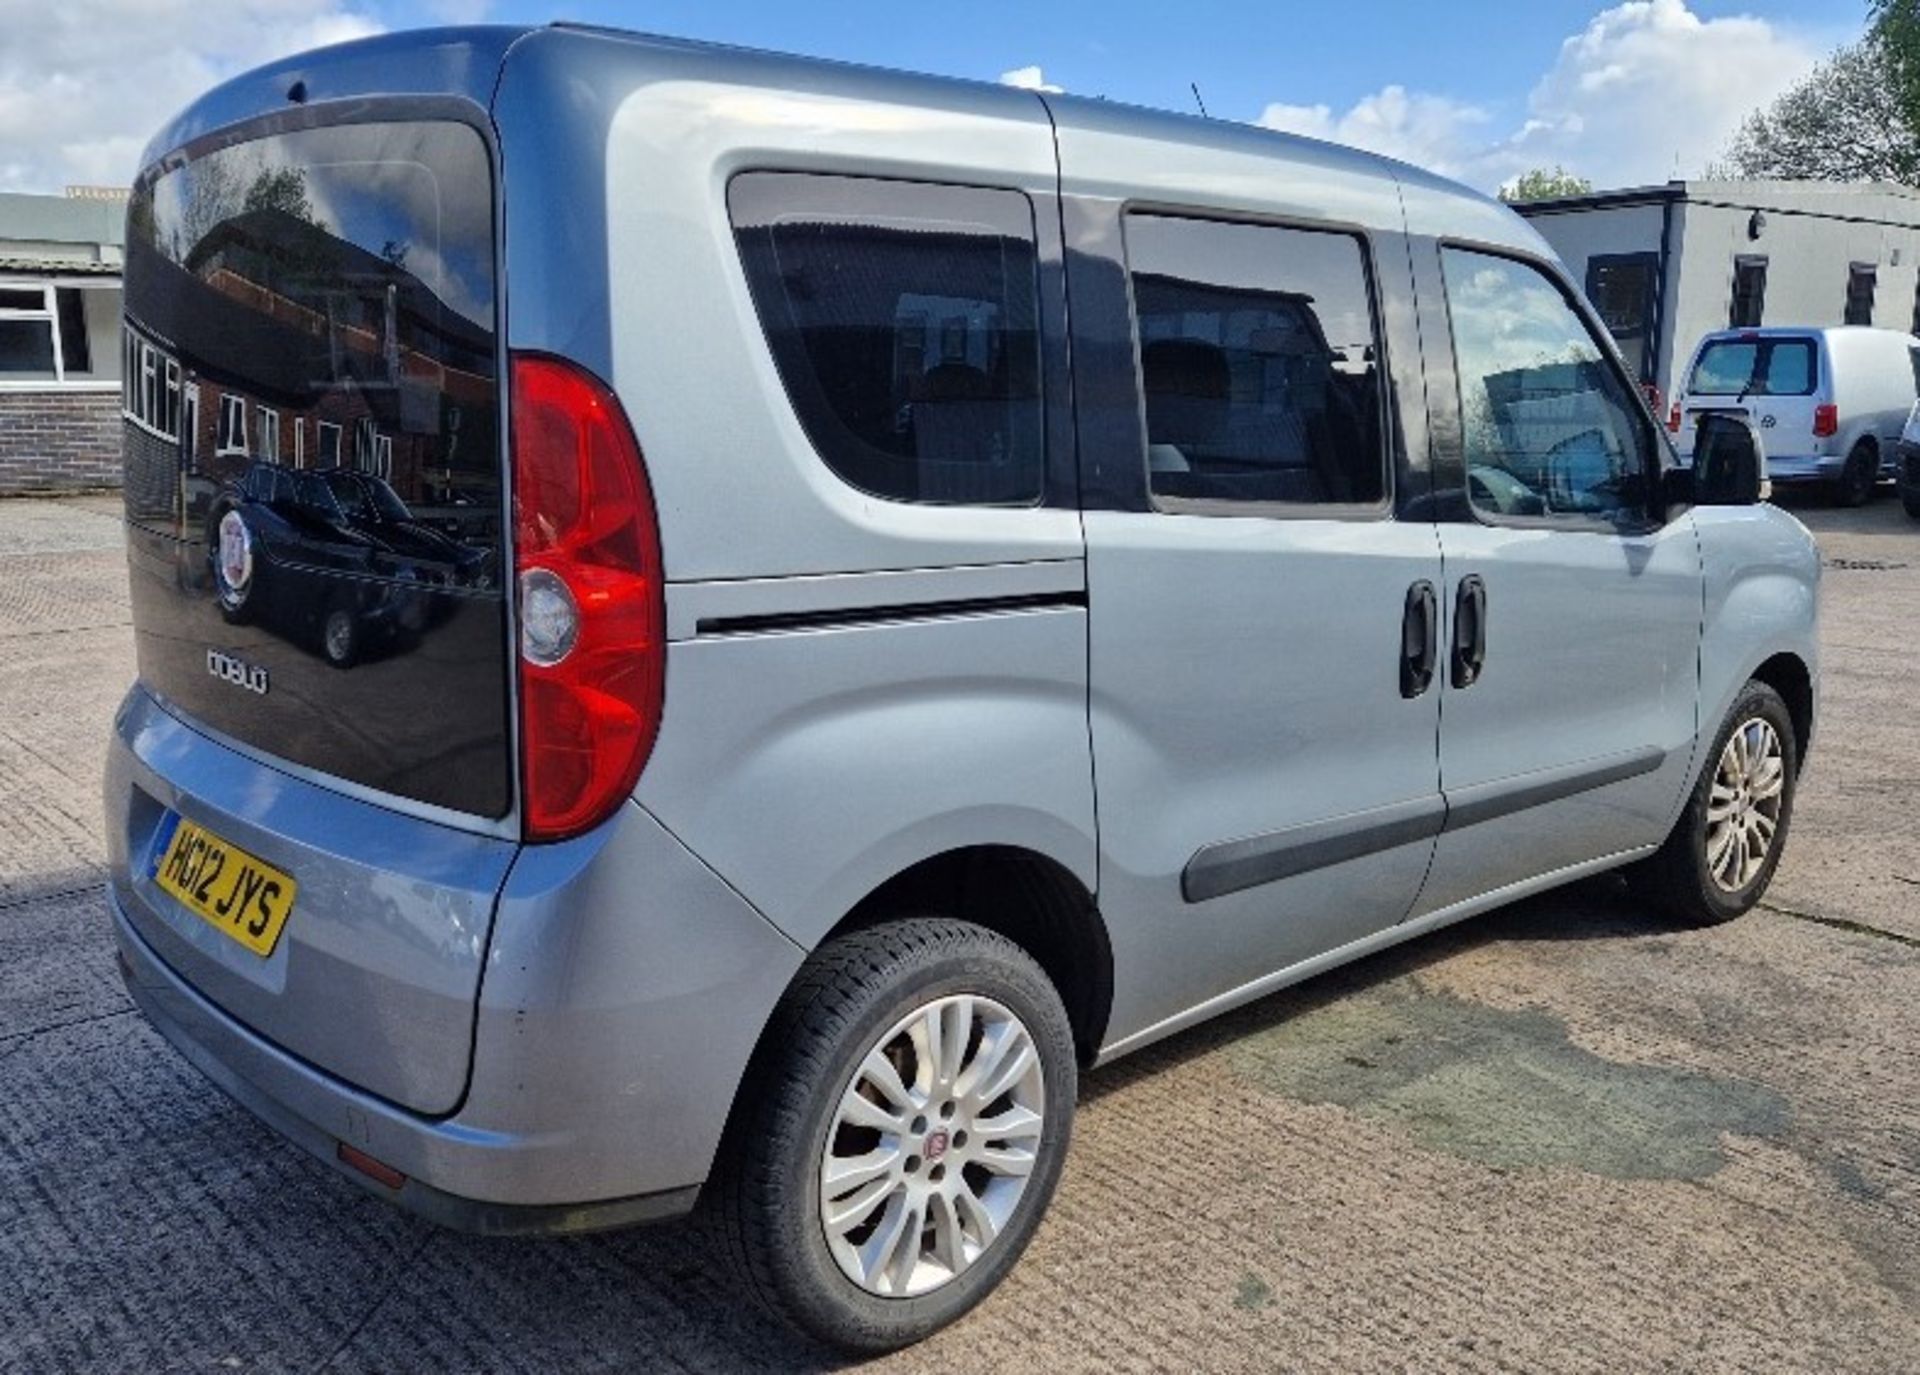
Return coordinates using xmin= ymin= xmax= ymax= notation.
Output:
xmin=1706 ymin=716 xmax=1785 ymax=893
xmin=818 ymin=993 xmax=1046 ymax=1298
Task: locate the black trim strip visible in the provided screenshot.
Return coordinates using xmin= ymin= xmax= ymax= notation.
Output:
xmin=696 ymin=589 xmax=1087 ymax=638
xmin=1180 ymin=746 xmax=1668 ymax=904
xmin=1183 ymin=795 xmax=1447 ymax=903
xmin=1443 ymin=747 xmax=1666 ymax=832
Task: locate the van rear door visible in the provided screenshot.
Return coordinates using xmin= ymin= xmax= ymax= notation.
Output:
xmin=1678 ymin=333 xmax=1819 ymax=461
xmin=117 ymin=113 xmax=510 ymax=1114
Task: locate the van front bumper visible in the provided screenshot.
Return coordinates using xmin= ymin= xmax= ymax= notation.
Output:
xmin=110 ymin=746 xmax=807 ymax=1235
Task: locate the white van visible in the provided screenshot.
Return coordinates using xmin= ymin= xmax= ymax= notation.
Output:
xmin=1671 ymin=326 xmax=1920 ymax=505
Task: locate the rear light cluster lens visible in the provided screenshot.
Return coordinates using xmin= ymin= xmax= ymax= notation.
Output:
xmin=1813 ymin=403 xmax=1839 ymax=438
xmin=510 ymin=353 xmax=666 ymax=841
xmin=1668 ymin=402 xmax=1682 ymax=434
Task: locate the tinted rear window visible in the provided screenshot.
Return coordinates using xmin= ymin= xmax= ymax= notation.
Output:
xmin=120 ymin=120 xmax=511 ymax=816
xmin=1689 ymin=338 xmax=1816 ymax=397
xmin=124 ymin=120 xmax=500 ymax=542
xmin=731 ymin=173 xmax=1044 ymax=506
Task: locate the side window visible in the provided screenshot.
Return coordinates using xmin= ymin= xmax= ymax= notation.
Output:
xmin=1442 ymin=248 xmax=1655 ymax=527
xmin=1125 ymin=214 xmax=1385 ymax=508
xmin=731 ymin=173 xmax=1044 ymax=506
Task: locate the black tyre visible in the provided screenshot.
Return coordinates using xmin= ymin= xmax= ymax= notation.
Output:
xmin=321 ymin=606 xmax=359 ymax=668
xmin=1836 ymin=441 xmax=1877 ymax=507
xmin=1629 ymin=680 xmax=1798 ymax=926
xmin=710 ymin=918 xmax=1076 ymax=1353
xmin=1901 ymin=481 xmax=1920 ymax=520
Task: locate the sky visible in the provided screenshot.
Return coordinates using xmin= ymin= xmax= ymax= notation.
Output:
xmin=0 ymin=0 xmax=1868 ymax=196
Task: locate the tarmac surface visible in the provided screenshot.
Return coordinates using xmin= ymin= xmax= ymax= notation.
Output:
xmin=2 ymin=491 xmax=1917 ymax=1372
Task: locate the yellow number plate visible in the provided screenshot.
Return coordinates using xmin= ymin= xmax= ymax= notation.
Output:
xmin=151 ymin=815 xmax=297 ymax=957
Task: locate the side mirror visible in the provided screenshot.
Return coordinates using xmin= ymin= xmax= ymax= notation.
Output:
xmin=1690 ymin=412 xmax=1766 ymax=506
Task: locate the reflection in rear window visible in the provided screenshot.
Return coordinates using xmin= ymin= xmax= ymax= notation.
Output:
xmin=1689 ymin=338 xmax=1816 ymax=396
xmin=730 ymin=172 xmax=1044 ymax=507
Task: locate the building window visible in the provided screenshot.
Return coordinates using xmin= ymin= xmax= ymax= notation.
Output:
xmin=353 ymin=415 xmax=377 ymax=472
xmin=217 ymin=393 xmax=248 ymax=455
xmin=373 ymin=433 xmax=393 ymax=479
xmin=1845 ymin=264 xmax=1877 ymax=326
xmin=0 ymin=285 xmax=57 ymax=382
xmin=256 ymin=406 xmax=280 ymax=463
xmin=0 ymin=282 xmax=115 ymax=385
xmin=317 ymin=420 xmax=342 ymax=467
xmin=292 ymin=417 xmax=306 ymax=469
xmin=119 ymin=331 xmax=181 ymax=440
xmin=1585 ymin=253 xmax=1660 ymax=385
xmin=1730 ymin=256 xmax=1767 ymax=329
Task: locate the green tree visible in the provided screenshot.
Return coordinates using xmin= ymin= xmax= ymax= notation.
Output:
xmin=242 ymin=166 xmax=320 ymax=226
xmin=1870 ymin=0 xmax=1920 ymax=130
xmin=1719 ymin=36 xmax=1920 ymax=183
xmin=1499 ymin=167 xmax=1594 ymax=203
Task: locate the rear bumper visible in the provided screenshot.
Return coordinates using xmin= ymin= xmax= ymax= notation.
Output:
xmin=108 ymin=691 xmax=807 ymax=1225
xmin=1762 ymin=453 xmax=1845 ymax=483
xmin=114 ymin=896 xmax=698 ymax=1235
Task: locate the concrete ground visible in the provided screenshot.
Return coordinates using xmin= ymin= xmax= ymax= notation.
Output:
xmin=2 ymin=491 xmax=1916 ymax=1373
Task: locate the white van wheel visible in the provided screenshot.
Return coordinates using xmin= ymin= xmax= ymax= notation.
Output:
xmin=1837 ymin=442 xmax=1878 ymax=507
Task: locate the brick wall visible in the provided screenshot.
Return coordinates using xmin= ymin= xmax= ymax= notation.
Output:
xmin=0 ymin=390 xmax=121 ymax=495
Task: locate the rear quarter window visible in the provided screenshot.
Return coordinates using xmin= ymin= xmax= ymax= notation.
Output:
xmin=730 ymin=173 xmax=1044 ymax=507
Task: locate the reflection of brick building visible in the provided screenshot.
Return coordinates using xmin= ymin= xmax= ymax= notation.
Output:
xmin=122 ymin=205 xmax=496 ymax=531
xmin=0 ymin=187 xmax=125 ymax=495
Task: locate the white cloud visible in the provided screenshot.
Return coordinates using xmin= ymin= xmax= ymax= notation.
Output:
xmin=1258 ymin=87 xmax=1493 ymax=176
xmin=1258 ymin=0 xmax=1826 ymax=192
xmin=0 ymin=0 xmax=382 ymax=193
xmin=999 ymin=64 xmax=1063 ymax=94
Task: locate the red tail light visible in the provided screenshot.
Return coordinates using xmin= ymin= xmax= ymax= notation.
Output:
xmin=1812 ymin=403 xmax=1838 ymax=438
xmin=1667 ymin=402 xmax=1682 ymax=434
xmin=510 ymin=353 xmax=665 ymax=841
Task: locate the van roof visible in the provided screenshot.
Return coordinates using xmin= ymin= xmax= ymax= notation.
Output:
xmin=1696 ymin=326 xmax=1913 ymax=343
xmin=143 ymin=22 xmax=1517 ymax=237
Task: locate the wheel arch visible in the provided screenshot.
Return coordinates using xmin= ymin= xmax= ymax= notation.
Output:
xmin=823 ymin=845 xmax=1114 ymax=1067
xmin=704 ymin=844 xmax=1113 ymax=1216
xmin=1749 ymin=650 xmax=1814 ymax=771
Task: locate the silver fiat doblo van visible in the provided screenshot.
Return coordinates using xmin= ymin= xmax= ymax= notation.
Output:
xmin=108 ymin=24 xmax=1819 ymax=1351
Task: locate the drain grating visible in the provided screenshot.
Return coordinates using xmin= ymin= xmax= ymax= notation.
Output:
xmin=1823 ymin=557 xmax=1911 ymax=572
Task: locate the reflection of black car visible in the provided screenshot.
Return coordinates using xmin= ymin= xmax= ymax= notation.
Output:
xmin=208 ymin=463 xmax=495 ymax=667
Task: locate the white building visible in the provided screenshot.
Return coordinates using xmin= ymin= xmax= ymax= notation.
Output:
xmin=0 ymin=187 xmax=125 ymax=492
xmin=1515 ymin=180 xmax=1920 ymax=413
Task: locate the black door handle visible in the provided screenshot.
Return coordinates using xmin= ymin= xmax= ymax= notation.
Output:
xmin=1452 ymin=575 xmax=1487 ymax=688
xmin=1400 ymin=580 xmax=1438 ymax=698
